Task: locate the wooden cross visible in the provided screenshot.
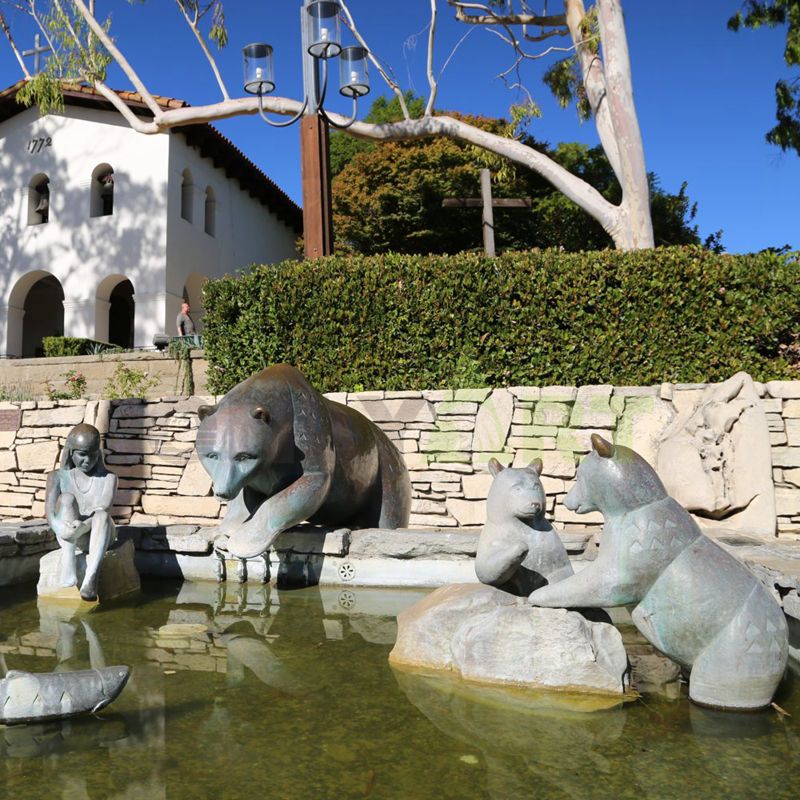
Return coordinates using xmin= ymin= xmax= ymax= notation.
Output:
xmin=22 ymin=34 xmax=51 ymax=75
xmin=442 ymin=169 xmax=531 ymax=257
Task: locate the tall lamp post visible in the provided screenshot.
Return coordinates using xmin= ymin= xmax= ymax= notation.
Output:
xmin=243 ymin=0 xmax=370 ymax=259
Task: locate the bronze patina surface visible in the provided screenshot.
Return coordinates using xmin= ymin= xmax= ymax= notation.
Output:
xmin=196 ymin=364 xmax=411 ymax=560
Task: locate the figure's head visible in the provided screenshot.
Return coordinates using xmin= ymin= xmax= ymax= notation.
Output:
xmin=196 ymin=403 xmax=272 ymax=500
xmin=181 ymin=302 xmax=190 ymax=315
xmin=63 ymin=423 xmax=102 ymax=473
xmin=564 ymin=434 xmax=667 ymax=516
xmin=486 ymin=457 xmax=546 ymax=521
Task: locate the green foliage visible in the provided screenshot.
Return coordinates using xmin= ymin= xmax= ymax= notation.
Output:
xmin=168 ymin=338 xmax=196 ymax=395
xmin=202 ymin=247 xmax=800 ymax=395
xmin=102 ymin=362 xmax=158 ymax=400
xmin=543 ymin=56 xmax=592 ymax=122
xmin=15 ymin=1 xmax=112 ymax=114
xmin=329 ymin=92 xmax=425 ymax=177
xmin=729 ymin=1 xmax=800 ymax=154
xmin=45 ymin=370 xmax=87 ymax=401
xmin=42 ymin=336 xmax=119 ymax=357
xmin=332 ymin=117 xmax=707 ymax=255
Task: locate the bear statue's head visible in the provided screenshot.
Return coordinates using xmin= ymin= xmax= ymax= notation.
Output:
xmin=486 ymin=458 xmax=546 ymax=521
xmin=564 ymin=434 xmax=668 ymax=517
xmin=196 ymin=402 xmax=274 ymax=500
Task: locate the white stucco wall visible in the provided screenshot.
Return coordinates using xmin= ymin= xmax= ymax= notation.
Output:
xmin=0 ymin=105 xmax=170 ymax=352
xmin=0 ymin=102 xmax=299 ymax=354
xmin=165 ymin=133 xmax=298 ymax=333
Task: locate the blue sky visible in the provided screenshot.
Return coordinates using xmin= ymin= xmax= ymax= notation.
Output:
xmin=1 ymin=1 xmax=797 ymax=252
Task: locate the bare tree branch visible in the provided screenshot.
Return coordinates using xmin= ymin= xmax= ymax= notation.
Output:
xmin=437 ymin=26 xmax=475 ymax=82
xmin=174 ymin=0 xmax=230 ymax=101
xmin=0 ymin=10 xmax=31 ymax=77
xmin=125 ymin=93 xmax=618 ymax=239
xmin=424 ymin=0 xmax=438 ymax=116
xmin=89 ymin=80 xmax=162 ymax=133
xmin=448 ymin=0 xmax=566 ymax=27
xmin=71 ymin=0 xmax=162 ymax=116
xmin=339 ymin=0 xmax=411 ymax=120
xmin=29 ymin=1 xmax=60 ymax=64
xmin=522 ymin=26 xmax=569 ymax=43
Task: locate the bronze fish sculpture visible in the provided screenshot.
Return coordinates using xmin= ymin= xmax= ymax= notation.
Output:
xmin=0 ymin=666 xmax=130 ymax=725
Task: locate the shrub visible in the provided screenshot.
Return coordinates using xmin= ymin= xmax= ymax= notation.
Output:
xmin=42 ymin=337 xmax=121 ymax=357
xmin=45 ymin=369 xmax=87 ymax=400
xmin=202 ymin=246 xmax=800 ymax=394
xmin=102 ymin=362 xmax=158 ymax=400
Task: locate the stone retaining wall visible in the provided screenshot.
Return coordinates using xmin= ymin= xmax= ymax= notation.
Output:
xmin=0 ymin=378 xmax=798 ymax=536
xmin=0 ymin=349 xmax=208 ymax=399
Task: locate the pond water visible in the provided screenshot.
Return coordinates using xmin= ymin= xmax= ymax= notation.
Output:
xmin=0 ymin=580 xmax=798 ymax=800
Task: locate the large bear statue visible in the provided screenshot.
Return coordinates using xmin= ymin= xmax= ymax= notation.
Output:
xmin=475 ymin=458 xmax=573 ymax=595
xmin=196 ymin=365 xmax=411 ymax=560
xmin=528 ymin=434 xmax=788 ymax=711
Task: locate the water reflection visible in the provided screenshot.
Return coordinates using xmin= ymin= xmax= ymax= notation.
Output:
xmin=393 ymin=656 xmax=800 ymax=800
xmin=394 ymin=668 xmax=628 ymax=799
xmin=0 ymin=582 xmax=797 ymax=800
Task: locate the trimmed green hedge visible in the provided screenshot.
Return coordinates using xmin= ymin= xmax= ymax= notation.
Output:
xmin=202 ymin=246 xmax=800 ymax=394
xmin=42 ymin=337 xmax=121 ymax=357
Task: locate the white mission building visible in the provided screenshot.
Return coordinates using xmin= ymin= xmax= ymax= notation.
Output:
xmin=0 ymin=82 xmax=301 ymax=356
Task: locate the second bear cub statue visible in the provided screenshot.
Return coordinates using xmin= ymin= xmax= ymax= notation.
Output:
xmin=475 ymin=458 xmax=573 ymax=596
xmin=529 ymin=434 xmax=788 ymax=711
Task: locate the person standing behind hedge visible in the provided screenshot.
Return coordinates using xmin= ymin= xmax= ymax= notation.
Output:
xmin=176 ymin=302 xmax=196 ymax=337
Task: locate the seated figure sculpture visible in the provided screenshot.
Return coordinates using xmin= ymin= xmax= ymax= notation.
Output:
xmin=475 ymin=458 xmax=573 ymax=595
xmin=196 ymin=364 xmax=411 ymax=560
xmin=528 ymin=434 xmax=788 ymax=711
xmin=45 ymin=424 xmax=118 ymax=601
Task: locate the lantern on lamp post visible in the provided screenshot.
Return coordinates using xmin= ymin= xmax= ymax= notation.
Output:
xmin=242 ymin=1 xmax=370 ymax=258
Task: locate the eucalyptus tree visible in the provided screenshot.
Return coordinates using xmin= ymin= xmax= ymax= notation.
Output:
xmin=1 ymin=1 xmax=655 ymax=249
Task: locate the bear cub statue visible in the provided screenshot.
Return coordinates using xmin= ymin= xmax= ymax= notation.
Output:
xmin=475 ymin=458 xmax=573 ymax=596
xmin=529 ymin=434 xmax=788 ymax=711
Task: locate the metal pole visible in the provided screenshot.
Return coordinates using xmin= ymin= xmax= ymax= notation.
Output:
xmin=300 ymin=0 xmax=333 ymax=259
xmin=480 ymin=169 xmax=495 ymax=257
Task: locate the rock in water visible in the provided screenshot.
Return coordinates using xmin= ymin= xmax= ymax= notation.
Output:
xmin=0 ymin=666 xmax=130 ymax=725
xmin=37 ymin=539 xmax=140 ymax=603
xmin=389 ymin=584 xmax=628 ymax=696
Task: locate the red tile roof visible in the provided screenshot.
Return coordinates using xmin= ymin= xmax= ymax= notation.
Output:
xmin=0 ymin=81 xmax=302 ymax=231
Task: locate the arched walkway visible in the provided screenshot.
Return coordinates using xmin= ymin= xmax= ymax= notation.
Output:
xmin=108 ymin=280 xmax=134 ymax=347
xmin=7 ymin=272 xmax=65 ymax=358
xmin=182 ymin=273 xmax=207 ymax=332
xmin=96 ymin=274 xmax=135 ymax=347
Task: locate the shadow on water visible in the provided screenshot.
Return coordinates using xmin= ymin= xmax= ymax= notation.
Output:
xmin=0 ymin=578 xmax=798 ymax=799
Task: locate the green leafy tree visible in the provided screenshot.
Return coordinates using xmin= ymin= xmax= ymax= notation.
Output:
xmin=330 ymin=92 xmax=425 ymax=176
xmin=729 ymin=1 xmax=800 ymax=154
xmin=332 ymin=98 xmax=708 ymax=254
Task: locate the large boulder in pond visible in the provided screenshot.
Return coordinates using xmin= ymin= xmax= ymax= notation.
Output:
xmin=389 ymin=584 xmax=629 ymax=696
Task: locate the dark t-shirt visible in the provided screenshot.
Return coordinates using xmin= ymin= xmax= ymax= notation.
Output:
xmin=176 ymin=311 xmax=195 ymax=335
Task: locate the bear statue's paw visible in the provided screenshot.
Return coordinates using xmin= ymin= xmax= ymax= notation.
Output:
xmin=227 ymin=526 xmax=274 ymax=560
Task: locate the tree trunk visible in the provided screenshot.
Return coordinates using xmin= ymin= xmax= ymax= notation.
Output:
xmin=596 ymin=0 xmax=654 ymax=249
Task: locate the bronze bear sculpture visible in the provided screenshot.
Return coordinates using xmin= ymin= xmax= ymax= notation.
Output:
xmin=529 ymin=434 xmax=788 ymax=711
xmin=196 ymin=364 xmax=411 ymax=559
xmin=475 ymin=458 xmax=573 ymax=595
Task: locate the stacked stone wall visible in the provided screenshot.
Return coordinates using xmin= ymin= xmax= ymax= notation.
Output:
xmin=0 ymin=379 xmax=797 ymax=536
